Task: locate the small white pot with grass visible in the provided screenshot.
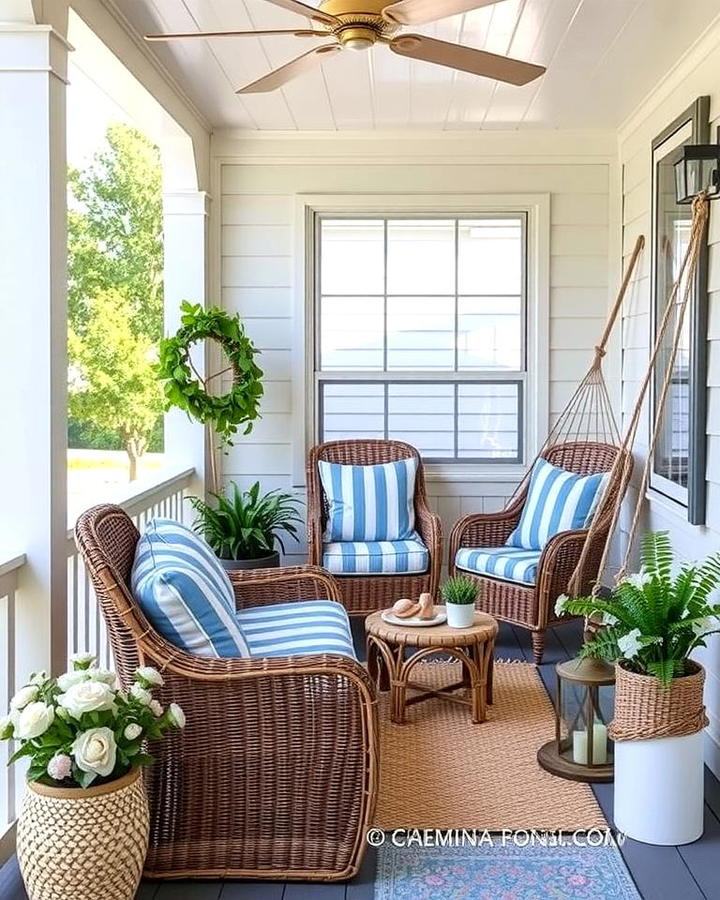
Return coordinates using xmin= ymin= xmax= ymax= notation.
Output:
xmin=442 ymin=576 xmax=478 ymax=628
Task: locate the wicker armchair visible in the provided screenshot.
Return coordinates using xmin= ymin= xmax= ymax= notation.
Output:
xmin=74 ymin=504 xmax=378 ymax=883
xmin=307 ymin=440 xmax=442 ymax=615
xmin=449 ymin=442 xmax=633 ymax=664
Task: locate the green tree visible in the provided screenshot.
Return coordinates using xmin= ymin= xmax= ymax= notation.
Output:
xmin=68 ymin=123 xmax=163 ymax=337
xmin=68 ymin=123 xmax=164 ymax=479
xmin=68 ymin=290 xmax=164 ymax=482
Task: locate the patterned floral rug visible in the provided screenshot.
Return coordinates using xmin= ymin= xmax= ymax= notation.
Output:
xmin=375 ymin=843 xmax=641 ymax=900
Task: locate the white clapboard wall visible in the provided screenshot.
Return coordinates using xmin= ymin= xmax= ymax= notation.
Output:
xmin=214 ymin=133 xmax=615 ymax=568
xmin=618 ymin=23 xmax=720 ymax=777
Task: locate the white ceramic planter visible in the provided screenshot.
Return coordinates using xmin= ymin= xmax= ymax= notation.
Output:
xmin=446 ymin=603 xmax=475 ymax=628
xmin=614 ymin=730 xmax=704 ymax=845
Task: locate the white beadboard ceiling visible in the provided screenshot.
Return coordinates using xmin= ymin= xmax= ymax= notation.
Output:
xmin=116 ymin=0 xmax=720 ymax=131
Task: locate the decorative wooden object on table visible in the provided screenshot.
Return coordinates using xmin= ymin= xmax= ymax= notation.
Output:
xmin=365 ymin=607 xmax=498 ymax=724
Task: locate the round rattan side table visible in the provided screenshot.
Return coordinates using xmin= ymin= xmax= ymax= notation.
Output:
xmin=365 ymin=608 xmax=498 ymax=724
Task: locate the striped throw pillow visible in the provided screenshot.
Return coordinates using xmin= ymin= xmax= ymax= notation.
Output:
xmin=507 ymin=459 xmax=608 ymax=551
xmin=131 ymin=518 xmax=250 ymax=659
xmin=319 ymin=457 xmax=417 ymax=542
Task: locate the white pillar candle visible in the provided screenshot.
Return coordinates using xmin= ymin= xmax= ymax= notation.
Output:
xmin=572 ymin=730 xmax=587 ymax=764
xmin=592 ymin=723 xmax=608 ymax=765
xmin=572 ymin=724 xmax=607 ymax=765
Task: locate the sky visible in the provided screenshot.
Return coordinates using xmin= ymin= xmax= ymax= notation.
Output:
xmin=66 ymin=62 xmax=135 ymax=167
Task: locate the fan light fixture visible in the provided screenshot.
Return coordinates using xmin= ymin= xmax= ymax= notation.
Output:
xmin=144 ymin=0 xmax=546 ymax=95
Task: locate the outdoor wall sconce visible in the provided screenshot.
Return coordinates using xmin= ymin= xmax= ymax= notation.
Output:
xmin=674 ymin=135 xmax=720 ymax=204
xmin=537 ymin=657 xmax=615 ymax=783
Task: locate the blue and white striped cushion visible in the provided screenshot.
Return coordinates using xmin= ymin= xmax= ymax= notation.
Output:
xmin=507 ymin=459 xmax=608 ymax=551
xmin=131 ymin=518 xmax=250 ymax=659
xmin=322 ymin=533 xmax=429 ymax=576
xmin=237 ymin=600 xmax=356 ymax=660
xmin=318 ymin=458 xmax=417 ymax=542
xmin=455 ymin=547 xmax=541 ymax=586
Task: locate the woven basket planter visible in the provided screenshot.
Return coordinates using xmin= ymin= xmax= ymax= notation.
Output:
xmin=17 ymin=768 xmax=149 ymax=900
xmin=611 ymin=660 xmax=708 ymax=846
xmin=610 ymin=659 xmax=708 ymax=742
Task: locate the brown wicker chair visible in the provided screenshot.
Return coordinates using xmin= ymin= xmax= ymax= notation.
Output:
xmin=74 ymin=504 xmax=378 ymax=883
xmin=448 ymin=441 xmax=634 ymax=665
xmin=307 ymin=440 xmax=442 ymax=615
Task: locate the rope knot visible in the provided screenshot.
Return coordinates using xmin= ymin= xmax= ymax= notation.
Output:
xmin=594 ymin=345 xmax=606 ymax=360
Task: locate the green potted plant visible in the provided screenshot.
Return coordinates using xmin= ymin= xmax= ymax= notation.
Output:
xmin=557 ymin=530 xmax=720 ymax=845
xmin=441 ymin=575 xmax=479 ymax=628
xmin=0 ymin=654 xmax=185 ymax=900
xmin=189 ymin=481 xmax=303 ymax=571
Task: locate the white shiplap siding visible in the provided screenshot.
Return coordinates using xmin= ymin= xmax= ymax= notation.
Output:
xmin=215 ymin=134 xmax=614 ymax=569
xmin=618 ymin=28 xmax=720 ymax=776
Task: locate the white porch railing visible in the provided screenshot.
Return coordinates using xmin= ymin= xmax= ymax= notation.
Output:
xmin=0 ymin=468 xmax=194 ymax=856
xmin=0 ymin=553 xmax=25 ymax=859
xmin=66 ymin=467 xmax=195 ymax=668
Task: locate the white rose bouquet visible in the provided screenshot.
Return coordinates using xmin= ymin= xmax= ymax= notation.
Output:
xmin=0 ymin=654 xmax=185 ymax=788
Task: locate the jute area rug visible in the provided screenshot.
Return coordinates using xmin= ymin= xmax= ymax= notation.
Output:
xmin=373 ymin=661 xmax=606 ymax=831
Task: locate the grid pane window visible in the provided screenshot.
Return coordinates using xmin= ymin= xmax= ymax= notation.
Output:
xmin=316 ymin=215 xmax=526 ymax=463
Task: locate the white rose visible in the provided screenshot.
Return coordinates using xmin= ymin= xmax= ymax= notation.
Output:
xmin=70 ymin=652 xmax=96 ymax=670
xmin=623 ymin=571 xmax=651 ymax=590
xmin=149 ymin=700 xmax=163 ymax=718
xmin=135 ymin=666 xmax=164 ymax=687
xmin=554 ymin=594 xmax=570 ymax=618
xmin=29 ymin=671 xmax=48 ymax=687
xmin=168 ymin=703 xmax=186 ymax=729
xmin=16 ymin=702 xmax=54 ymax=739
xmin=58 ymin=680 xmax=116 ymax=718
xmin=130 ymin=684 xmax=152 ymax=706
xmin=72 ymin=727 xmax=117 ymax=780
xmin=57 ymin=670 xmax=89 ymax=692
xmin=123 ymin=723 xmax=142 ymax=741
xmin=692 ymin=615 xmax=718 ymax=637
xmin=87 ymin=668 xmax=116 ymax=686
xmin=10 ymin=685 xmax=38 ymax=710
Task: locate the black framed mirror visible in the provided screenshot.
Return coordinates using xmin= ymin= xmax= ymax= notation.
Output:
xmin=650 ymin=96 xmax=710 ymax=525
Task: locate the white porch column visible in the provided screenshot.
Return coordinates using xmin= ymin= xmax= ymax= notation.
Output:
xmin=163 ymin=190 xmax=210 ymax=501
xmin=0 ymin=21 xmax=70 ymax=675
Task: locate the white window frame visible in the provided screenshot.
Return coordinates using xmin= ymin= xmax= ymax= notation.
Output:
xmin=291 ymin=193 xmax=550 ymax=487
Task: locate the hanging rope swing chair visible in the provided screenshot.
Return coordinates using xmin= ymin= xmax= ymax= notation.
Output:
xmin=450 ymin=192 xmax=710 ymax=664
xmin=575 ymin=192 xmax=710 ymax=608
xmin=450 ymin=237 xmax=644 ymax=663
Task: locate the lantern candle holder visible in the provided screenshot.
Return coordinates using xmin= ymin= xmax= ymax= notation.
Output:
xmin=537 ymin=656 xmax=615 ymax=783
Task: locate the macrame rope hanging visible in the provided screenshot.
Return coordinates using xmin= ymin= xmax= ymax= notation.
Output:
xmin=506 ymin=233 xmax=646 ymax=508
xmin=570 ymin=192 xmax=710 ymax=599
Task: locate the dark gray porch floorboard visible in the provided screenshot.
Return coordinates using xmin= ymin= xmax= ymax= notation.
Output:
xmin=3 ymin=616 xmax=719 ymax=899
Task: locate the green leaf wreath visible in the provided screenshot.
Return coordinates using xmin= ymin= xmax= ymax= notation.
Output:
xmin=157 ymin=301 xmax=263 ymax=446
xmin=556 ymin=531 xmax=720 ymax=686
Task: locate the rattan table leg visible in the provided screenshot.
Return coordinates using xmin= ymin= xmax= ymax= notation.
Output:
xmin=487 ymin=644 xmax=495 ymax=706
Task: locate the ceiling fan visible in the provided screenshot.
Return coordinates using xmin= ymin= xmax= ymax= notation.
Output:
xmin=145 ymin=0 xmax=546 ymax=94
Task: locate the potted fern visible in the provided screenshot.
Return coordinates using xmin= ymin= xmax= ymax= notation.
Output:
xmin=557 ymin=531 xmax=720 ymax=845
xmin=442 ymin=576 xmax=479 ymax=628
xmin=189 ymin=481 xmax=302 ymax=571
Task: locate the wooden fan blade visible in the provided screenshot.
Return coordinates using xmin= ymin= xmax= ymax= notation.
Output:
xmin=261 ymin=0 xmax=340 ymax=26
xmin=237 ymin=44 xmax=342 ymax=93
xmin=145 ymin=29 xmax=329 ymax=42
xmin=389 ymin=34 xmax=545 ymax=85
xmin=383 ymin=0 xmax=504 ymax=26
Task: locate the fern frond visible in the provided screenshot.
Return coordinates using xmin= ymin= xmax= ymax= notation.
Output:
xmin=640 ymin=531 xmax=673 ymax=581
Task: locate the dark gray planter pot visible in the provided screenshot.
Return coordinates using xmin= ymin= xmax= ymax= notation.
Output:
xmin=219 ymin=551 xmax=280 ymax=572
